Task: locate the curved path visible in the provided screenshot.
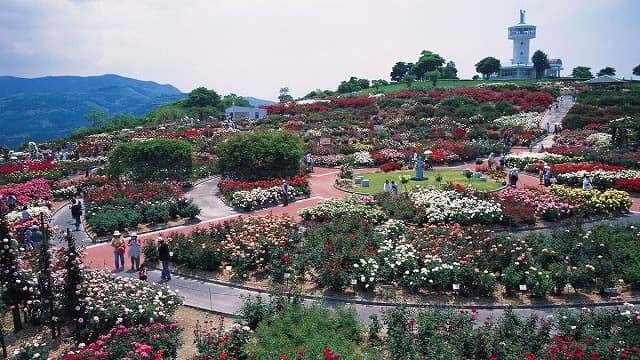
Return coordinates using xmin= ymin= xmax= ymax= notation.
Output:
xmin=53 ymin=98 xmax=639 ymax=320
xmin=52 ymin=163 xmax=639 ymax=323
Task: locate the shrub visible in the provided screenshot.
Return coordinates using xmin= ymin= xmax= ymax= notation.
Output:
xmin=380 ymin=161 xmax=402 ymax=172
xmin=244 ymin=301 xmax=368 ymax=360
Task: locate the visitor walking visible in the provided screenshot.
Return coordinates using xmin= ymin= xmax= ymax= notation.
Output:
xmin=281 ymin=180 xmax=289 ymax=206
xmin=582 ymin=176 xmax=593 ymax=191
xmin=7 ymin=193 xmax=17 ymax=210
xmin=111 ymin=230 xmax=126 ymax=271
xmin=390 ymin=181 xmax=398 ymax=196
xmin=127 ymin=232 xmax=141 ymax=271
xmin=499 ymin=154 xmax=506 ymax=172
xmin=70 ymin=198 xmax=82 ymax=231
xmin=543 ymin=165 xmax=552 ymax=187
xmin=508 ymin=168 xmax=519 ymax=187
xmin=538 ymin=167 xmax=544 ymax=185
xmin=158 ymin=236 xmax=171 ymax=281
xmin=487 ymin=153 xmax=495 ymax=169
xmin=23 ymin=226 xmax=33 ymax=252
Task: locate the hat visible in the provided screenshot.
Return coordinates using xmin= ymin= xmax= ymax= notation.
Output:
xmin=129 ymin=232 xmax=138 ymax=237
xmin=113 ymin=230 xmax=121 ymax=236
xmin=157 ymin=236 xmax=164 ymax=242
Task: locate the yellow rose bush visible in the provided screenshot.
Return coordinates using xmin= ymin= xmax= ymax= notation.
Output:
xmin=548 ymin=184 xmax=632 ymax=215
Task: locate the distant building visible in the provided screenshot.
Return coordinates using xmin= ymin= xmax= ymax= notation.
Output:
xmin=583 ymin=75 xmax=627 ymax=90
xmin=495 ymin=10 xmax=563 ymax=80
xmin=224 ymin=106 xmax=267 ymax=120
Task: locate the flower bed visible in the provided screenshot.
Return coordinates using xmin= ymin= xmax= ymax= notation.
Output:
xmin=144 ymin=214 xmax=298 ymax=278
xmin=0 ymin=178 xmax=52 ymax=205
xmin=506 ymin=153 xmax=578 ymax=170
xmin=218 ymin=176 xmax=310 ymax=210
xmin=0 ymin=160 xmax=57 ymax=174
xmin=556 ymin=169 xmax=640 ymax=189
xmin=218 ymin=176 xmax=309 ymax=197
xmin=229 ymin=186 xmax=300 ymax=210
xmin=63 ymin=322 xmax=183 ymax=360
xmin=548 ymin=185 xmax=632 ymax=215
xmin=299 ymin=196 xmax=386 ymax=224
xmin=614 ymin=178 xmax=640 ymax=193
xmin=380 ymin=162 xmax=402 ymax=172
xmin=492 ymin=112 xmax=542 ymax=129
xmin=84 ymin=181 xmax=200 ymax=235
xmin=493 ymin=187 xmax=573 ymax=221
xmin=525 ymin=162 xmax=625 ymax=176
xmin=407 ymin=187 xmax=502 ymax=225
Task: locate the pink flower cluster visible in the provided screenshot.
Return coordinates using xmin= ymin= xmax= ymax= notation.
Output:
xmin=0 ymin=178 xmax=52 ymax=204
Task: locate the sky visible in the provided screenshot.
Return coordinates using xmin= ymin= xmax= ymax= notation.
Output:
xmin=0 ymin=0 xmax=638 ymax=100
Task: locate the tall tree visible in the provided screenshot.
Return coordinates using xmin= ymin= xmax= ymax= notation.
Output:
xmin=108 ymin=139 xmax=193 ymax=181
xmin=412 ymin=50 xmax=445 ymax=80
xmin=475 ymin=57 xmax=501 ymax=80
xmin=531 ymin=50 xmax=550 ymax=79
xmin=390 ymin=62 xmax=413 ymax=82
xmin=215 ymin=130 xmax=304 ymax=180
xmin=221 ymin=94 xmax=251 ymax=109
xmin=187 ymin=87 xmax=221 ymax=108
xmin=278 ymin=87 xmax=293 ymax=102
xmin=337 ymin=77 xmax=370 ymax=94
xmin=633 ymin=65 xmax=640 ymax=77
xmin=402 ymin=74 xmax=416 ymax=88
xmin=597 ymin=67 xmax=616 ymax=76
xmin=84 ymin=109 xmax=109 ymax=128
xmin=371 ymin=79 xmax=389 ymax=92
xmin=425 ymin=70 xmax=441 ymax=86
xmin=442 ymin=61 xmax=458 ymax=79
xmin=571 ymin=66 xmax=593 ymax=79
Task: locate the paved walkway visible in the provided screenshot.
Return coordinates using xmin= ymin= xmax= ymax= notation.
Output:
xmin=50 ymin=98 xmax=640 ymax=320
xmin=54 ymin=164 xmax=640 ymax=323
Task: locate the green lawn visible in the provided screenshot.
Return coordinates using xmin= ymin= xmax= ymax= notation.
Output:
xmin=355 ymin=78 xmax=550 ymax=96
xmin=352 ymin=169 xmax=504 ymax=194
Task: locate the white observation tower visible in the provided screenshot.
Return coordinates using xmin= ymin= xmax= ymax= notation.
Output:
xmin=508 ymin=9 xmax=536 ymax=65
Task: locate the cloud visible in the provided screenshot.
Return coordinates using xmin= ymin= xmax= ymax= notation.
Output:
xmin=0 ymin=0 xmax=639 ymax=100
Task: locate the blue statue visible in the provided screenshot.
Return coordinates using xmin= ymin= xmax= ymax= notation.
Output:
xmin=519 ymin=9 xmax=525 ymax=24
xmin=415 ymin=156 xmax=424 ymax=180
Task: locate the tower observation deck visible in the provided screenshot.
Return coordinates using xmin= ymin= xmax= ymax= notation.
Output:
xmin=508 ymin=10 xmax=536 ymax=65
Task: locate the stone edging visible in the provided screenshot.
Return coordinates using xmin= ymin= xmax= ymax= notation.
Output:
xmin=147 ymin=263 xmax=640 ymax=311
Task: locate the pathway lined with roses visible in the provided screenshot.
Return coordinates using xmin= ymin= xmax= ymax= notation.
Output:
xmin=72 ymin=160 xmax=640 ymax=319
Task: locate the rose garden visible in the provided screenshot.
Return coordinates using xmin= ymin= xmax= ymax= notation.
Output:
xmin=0 ymin=82 xmax=639 ymax=359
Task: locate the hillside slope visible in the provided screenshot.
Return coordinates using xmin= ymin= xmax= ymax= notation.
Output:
xmin=0 ymin=74 xmax=186 ymax=149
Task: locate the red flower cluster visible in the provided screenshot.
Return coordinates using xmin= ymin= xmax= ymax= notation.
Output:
xmin=322 ymin=347 xmax=341 ymax=360
xmin=0 ymin=178 xmax=51 ymax=204
xmin=0 ymin=161 xmax=56 ymax=174
xmin=614 ymin=178 xmax=640 ymax=193
xmin=380 ymin=162 xmax=402 ymax=172
xmin=386 ymin=88 xmax=554 ymax=111
xmin=329 ymin=97 xmax=376 ymax=109
xmin=527 ymin=162 xmax=625 ymax=175
xmin=86 ymin=181 xmax=183 ymax=203
xmin=218 ymin=176 xmax=309 ymax=197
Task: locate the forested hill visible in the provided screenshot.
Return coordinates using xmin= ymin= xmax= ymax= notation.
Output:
xmin=0 ymin=74 xmax=186 ymax=149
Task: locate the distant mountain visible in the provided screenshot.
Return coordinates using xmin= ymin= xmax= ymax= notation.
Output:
xmin=245 ymin=97 xmax=276 ymax=107
xmin=0 ymin=74 xmax=186 ymax=149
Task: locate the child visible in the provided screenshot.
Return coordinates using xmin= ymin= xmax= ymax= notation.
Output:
xmin=138 ymin=263 xmax=148 ymax=281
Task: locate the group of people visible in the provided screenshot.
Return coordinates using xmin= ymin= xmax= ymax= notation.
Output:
xmin=487 ymin=153 xmax=508 ymax=171
xmin=537 ymin=165 xmax=554 ymax=187
xmin=110 ymin=231 xmax=170 ymax=282
xmin=383 ymin=180 xmax=399 ymax=196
